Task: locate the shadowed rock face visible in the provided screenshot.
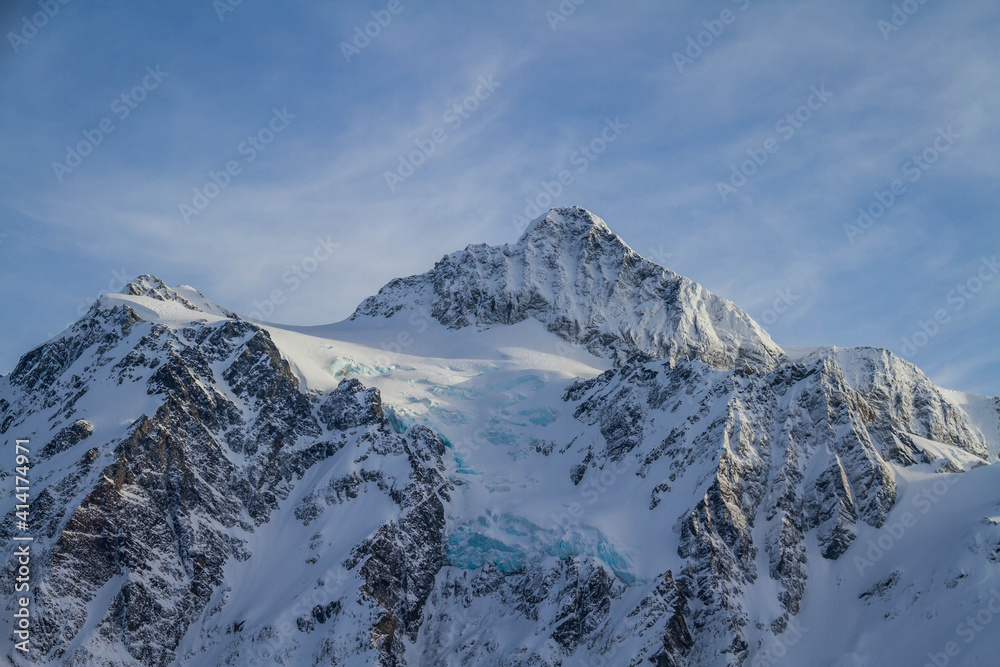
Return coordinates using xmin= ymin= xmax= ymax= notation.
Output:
xmin=40 ymin=418 xmax=93 ymax=458
xmin=353 ymin=206 xmax=786 ymax=372
xmin=2 ymin=310 xmax=317 ymax=665
xmin=0 ymin=302 xmax=450 ymax=666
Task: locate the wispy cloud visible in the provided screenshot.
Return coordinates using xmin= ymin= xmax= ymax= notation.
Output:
xmin=1 ymin=0 xmax=998 ymax=394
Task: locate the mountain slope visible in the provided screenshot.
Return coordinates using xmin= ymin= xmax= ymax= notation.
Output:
xmin=2 ymin=207 xmax=998 ymax=666
xmin=0 ymin=295 xmax=448 ymax=666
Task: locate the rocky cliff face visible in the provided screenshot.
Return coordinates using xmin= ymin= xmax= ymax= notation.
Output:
xmin=2 ymin=207 xmax=998 ymax=666
xmin=0 ymin=294 xmax=449 ymax=665
xmin=559 ymin=345 xmax=989 ymax=664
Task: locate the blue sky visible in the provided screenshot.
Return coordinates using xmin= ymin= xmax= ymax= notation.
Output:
xmin=1 ymin=0 xmax=998 ymax=395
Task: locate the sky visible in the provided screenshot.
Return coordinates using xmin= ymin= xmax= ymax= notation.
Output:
xmin=0 ymin=0 xmax=998 ymax=395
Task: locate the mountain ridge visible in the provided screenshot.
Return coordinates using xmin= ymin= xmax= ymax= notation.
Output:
xmin=2 ymin=206 xmax=999 ymax=666
xmin=353 ymin=206 xmax=786 ymax=373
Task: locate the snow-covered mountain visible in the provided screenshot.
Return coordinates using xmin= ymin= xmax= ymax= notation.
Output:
xmin=2 ymin=207 xmax=998 ymax=666
xmin=352 ymin=207 xmax=785 ymax=372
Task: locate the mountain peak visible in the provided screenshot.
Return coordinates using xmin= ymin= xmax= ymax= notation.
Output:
xmin=119 ymin=274 xmax=236 ymax=318
xmin=352 ymin=207 xmax=784 ymax=371
xmin=520 ymin=206 xmax=615 ymax=244
xmin=121 ymin=274 xmax=185 ymax=302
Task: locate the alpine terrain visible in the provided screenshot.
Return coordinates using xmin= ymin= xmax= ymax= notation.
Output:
xmin=2 ymin=206 xmax=999 ymax=666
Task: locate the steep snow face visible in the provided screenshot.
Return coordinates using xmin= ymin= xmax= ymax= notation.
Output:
xmin=353 ymin=207 xmax=785 ymax=372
